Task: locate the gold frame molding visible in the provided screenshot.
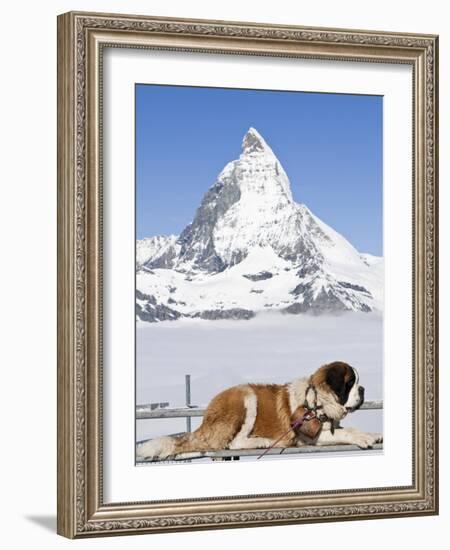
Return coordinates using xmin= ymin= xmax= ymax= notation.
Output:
xmin=57 ymin=11 xmax=439 ymax=538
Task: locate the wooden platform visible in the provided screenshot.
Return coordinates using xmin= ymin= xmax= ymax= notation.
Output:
xmin=136 ymin=443 xmax=383 ymax=463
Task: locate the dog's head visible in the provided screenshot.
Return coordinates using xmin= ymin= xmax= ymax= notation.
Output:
xmin=309 ymin=361 xmax=365 ymax=420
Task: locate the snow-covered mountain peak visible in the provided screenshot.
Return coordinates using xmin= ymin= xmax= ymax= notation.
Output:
xmin=169 ymin=128 xmax=297 ymax=271
xmin=241 ymin=127 xmax=273 ymax=156
xmin=235 ymin=127 xmax=293 ymax=202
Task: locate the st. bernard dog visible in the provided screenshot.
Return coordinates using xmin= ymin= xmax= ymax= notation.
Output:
xmin=137 ymin=361 xmax=382 ymax=461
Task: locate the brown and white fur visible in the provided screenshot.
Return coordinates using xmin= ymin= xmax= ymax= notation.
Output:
xmin=137 ymin=361 xmax=382 ymax=460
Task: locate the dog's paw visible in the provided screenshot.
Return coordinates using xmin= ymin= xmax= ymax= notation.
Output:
xmin=373 ymin=433 xmax=383 ymax=444
xmin=351 ymin=431 xmax=383 ymax=449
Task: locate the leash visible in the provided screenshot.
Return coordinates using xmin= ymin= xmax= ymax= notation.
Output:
xmin=256 ymin=409 xmax=317 ymax=460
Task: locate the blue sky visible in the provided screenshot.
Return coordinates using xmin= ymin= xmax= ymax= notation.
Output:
xmin=136 ymin=84 xmax=383 ymax=256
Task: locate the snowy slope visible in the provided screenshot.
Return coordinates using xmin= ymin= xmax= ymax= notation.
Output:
xmin=136 ymin=128 xmax=384 ymax=321
xmin=137 ymin=235 xmax=180 ymax=269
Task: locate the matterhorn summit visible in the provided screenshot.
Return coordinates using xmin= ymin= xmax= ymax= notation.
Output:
xmin=136 ymin=128 xmax=383 ymax=322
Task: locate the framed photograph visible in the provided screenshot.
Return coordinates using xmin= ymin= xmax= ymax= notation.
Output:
xmin=57 ymin=11 xmax=439 ymax=538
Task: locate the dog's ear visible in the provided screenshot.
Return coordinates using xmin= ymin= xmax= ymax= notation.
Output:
xmin=325 ymin=362 xmax=355 ymax=405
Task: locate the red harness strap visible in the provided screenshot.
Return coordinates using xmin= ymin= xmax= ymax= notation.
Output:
xmin=256 ymin=409 xmax=317 ymax=460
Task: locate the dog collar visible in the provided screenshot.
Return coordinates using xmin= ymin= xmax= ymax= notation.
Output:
xmin=304 ymin=383 xmax=329 ymax=422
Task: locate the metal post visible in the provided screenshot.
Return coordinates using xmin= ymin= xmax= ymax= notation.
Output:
xmin=185 ymin=374 xmax=191 ymax=433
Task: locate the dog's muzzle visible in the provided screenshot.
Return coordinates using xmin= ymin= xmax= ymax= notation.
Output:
xmin=346 ymin=386 xmax=365 ymax=412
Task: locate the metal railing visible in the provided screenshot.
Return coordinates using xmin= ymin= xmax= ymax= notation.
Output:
xmin=136 ymin=400 xmax=383 ymax=421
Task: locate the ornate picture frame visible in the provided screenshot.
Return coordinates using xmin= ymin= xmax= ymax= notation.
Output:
xmin=57 ymin=11 xmax=438 ymax=538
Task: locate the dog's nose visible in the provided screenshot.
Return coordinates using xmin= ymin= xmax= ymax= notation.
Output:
xmin=358 ymin=386 xmax=365 ymax=403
